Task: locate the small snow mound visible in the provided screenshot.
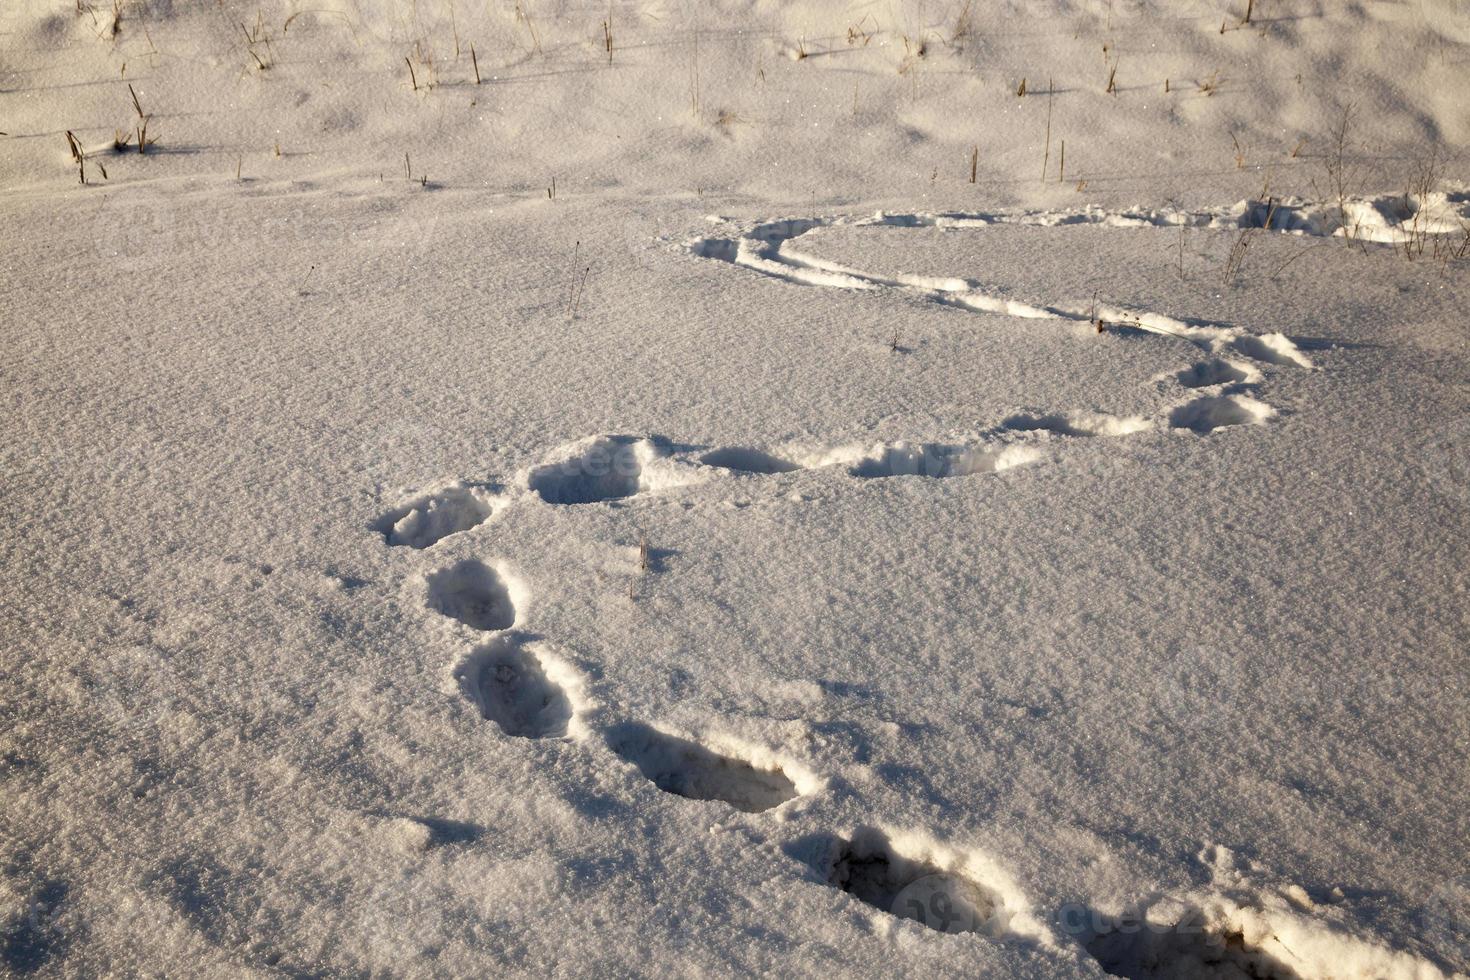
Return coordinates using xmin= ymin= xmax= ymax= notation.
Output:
xmin=1169 ymin=395 xmax=1276 ymax=434
xmin=424 ymin=560 xmax=518 ymax=631
xmin=1084 ymin=415 xmax=1154 ymax=438
xmin=749 ymin=218 xmax=826 ymax=243
xmin=454 ymin=634 xmax=578 ymax=739
xmin=375 ymin=485 xmax=495 ymax=548
xmin=966 ymin=443 xmax=1043 ymax=475
xmin=605 ymin=722 xmax=800 ymax=812
xmin=381 ymin=817 xmax=433 ymax=854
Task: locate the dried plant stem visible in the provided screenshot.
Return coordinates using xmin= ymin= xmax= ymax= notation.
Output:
xmin=1041 ymin=79 xmax=1053 ymax=182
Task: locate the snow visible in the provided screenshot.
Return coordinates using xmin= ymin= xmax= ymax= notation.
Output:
xmin=2 ymin=0 xmax=1469 ymax=977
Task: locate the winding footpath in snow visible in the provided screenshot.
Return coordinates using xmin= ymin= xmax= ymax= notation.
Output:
xmin=361 ymin=207 xmax=1458 ymax=979
xmin=690 ymin=204 xmax=1320 ymax=452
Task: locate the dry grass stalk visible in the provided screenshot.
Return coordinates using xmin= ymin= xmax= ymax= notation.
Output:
xmin=1041 ymin=78 xmax=1053 ymax=181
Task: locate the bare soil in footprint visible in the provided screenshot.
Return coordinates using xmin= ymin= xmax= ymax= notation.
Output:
xmin=605 ymin=722 xmax=798 ymax=813
xmin=424 ymin=560 xmax=516 ymax=631
xmin=455 ymin=634 xmax=573 ymax=739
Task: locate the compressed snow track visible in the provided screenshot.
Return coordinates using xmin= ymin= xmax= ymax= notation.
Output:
xmin=688 ymin=208 xmax=1325 ymax=455
xmin=690 ymin=208 xmax=1319 ymax=364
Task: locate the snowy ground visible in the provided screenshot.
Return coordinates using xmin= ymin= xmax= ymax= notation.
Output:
xmin=3 ymin=1 xmax=1469 ymax=977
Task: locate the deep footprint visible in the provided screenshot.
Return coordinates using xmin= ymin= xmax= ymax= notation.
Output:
xmin=1229 ymin=333 xmax=1312 ymax=369
xmin=1175 ymin=359 xmax=1257 ymax=389
xmin=1002 ymin=412 xmax=1151 ymax=438
xmin=791 ymin=829 xmax=1009 ymax=937
xmin=375 ymin=485 xmax=494 ymax=548
xmin=424 ymin=560 xmax=516 ymax=630
xmin=700 ymin=447 xmax=801 ymax=474
xmin=850 ymin=442 xmax=1040 ymax=479
xmin=454 ymin=634 xmax=573 ymax=738
xmin=605 ymin=722 xmax=798 ymax=812
xmin=528 ymin=435 xmax=649 ymax=505
xmin=1003 ymin=413 xmax=1095 ymax=437
xmin=1070 ymin=905 xmax=1302 ymax=979
xmin=1169 ymin=394 xmax=1275 ymax=434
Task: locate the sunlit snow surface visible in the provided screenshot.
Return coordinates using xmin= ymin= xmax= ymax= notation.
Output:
xmin=2 ymin=0 xmax=1469 ymax=976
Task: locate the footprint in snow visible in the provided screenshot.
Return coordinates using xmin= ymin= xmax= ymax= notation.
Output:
xmin=1230 ymin=333 xmax=1312 ymax=369
xmin=787 ymin=828 xmax=1012 ymax=938
xmin=848 ymin=441 xmax=1042 ymax=479
xmin=527 ymin=435 xmax=698 ymax=505
xmin=1169 ymin=394 xmax=1275 ymax=434
xmin=1174 ymin=358 xmax=1260 ymax=390
xmin=375 ymin=484 xmax=495 ymax=548
xmin=605 ymin=721 xmax=800 ymax=813
xmin=687 ymin=209 xmax=1323 ymax=452
xmin=1059 ymin=900 xmax=1304 ymax=979
xmin=453 ymin=633 xmax=579 ymax=739
xmin=424 ymin=560 xmax=518 ymax=631
xmin=1002 ymin=412 xmax=1152 ymax=438
xmin=699 ymin=446 xmax=802 ymax=475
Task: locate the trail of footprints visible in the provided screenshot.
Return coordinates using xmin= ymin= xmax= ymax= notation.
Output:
xmin=357 ymin=214 xmax=1394 ymax=979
